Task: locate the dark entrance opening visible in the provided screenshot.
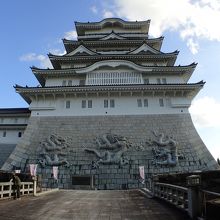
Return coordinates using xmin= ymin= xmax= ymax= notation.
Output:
xmin=72 ymin=175 xmax=93 ymax=189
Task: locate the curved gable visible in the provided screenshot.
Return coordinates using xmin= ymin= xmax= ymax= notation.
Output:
xmin=100 ymin=32 xmax=126 ymax=40
xmin=75 ymin=60 xmax=152 ymax=73
xmin=129 ymin=43 xmax=161 ymax=55
xmin=67 ymin=45 xmax=97 ymax=56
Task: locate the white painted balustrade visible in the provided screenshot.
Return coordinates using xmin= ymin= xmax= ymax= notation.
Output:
xmin=0 ymin=181 xmax=33 ymax=199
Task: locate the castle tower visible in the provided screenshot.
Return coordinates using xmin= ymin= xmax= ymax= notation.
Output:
xmin=2 ymin=18 xmax=218 ymax=189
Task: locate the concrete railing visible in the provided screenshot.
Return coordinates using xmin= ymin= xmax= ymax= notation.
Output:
xmin=0 ymin=181 xmax=34 ymax=199
xmin=153 ymin=182 xmax=188 ymax=212
xmin=148 ymin=174 xmax=220 ymax=219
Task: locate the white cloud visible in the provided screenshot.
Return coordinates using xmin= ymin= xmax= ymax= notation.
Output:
xmin=91 ymin=5 xmax=98 ymax=14
xmin=19 ymin=53 xmax=52 ymax=68
xmin=50 ymin=49 xmax=66 ymax=56
xmin=64 ymin=30 xmax=77 ymax=40
xmin=111 ymin=0 xmax=220 ymax=53
xmin=186 ymin=38 xmax=199 ymax=54
xmin=189 ymin=96 xmax=220 ymax=128
xmin=103 ymin=9 xmax=114 ymax=18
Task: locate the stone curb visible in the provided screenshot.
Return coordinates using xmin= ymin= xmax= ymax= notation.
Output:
xmin=139 ymin=188 xmax=154 ymax=198
xmin=34 ymin=188 xmax=59 ymax=197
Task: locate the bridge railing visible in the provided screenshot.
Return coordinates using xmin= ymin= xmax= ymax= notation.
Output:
xmin=149 ymin=174 xmax=220 ymax=220
xmin=153 ymin=182 xmax=188 ymax=212
xmin=0 ymin=181 xmax=33 ymax=199
xmin=200 ymin=189 xmax=220 ymax=219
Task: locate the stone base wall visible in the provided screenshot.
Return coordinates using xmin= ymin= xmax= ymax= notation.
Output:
xmin=2 ymin=114 xmax=219 ymax=189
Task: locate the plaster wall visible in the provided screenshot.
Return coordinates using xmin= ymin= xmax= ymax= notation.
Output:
xmin=45 ymin=74 xmax=184 ymax=87
xmin=29 ymin=96 xmax=190 ymax=117
xmin=0 ymin=130 xmax=24 ymax=144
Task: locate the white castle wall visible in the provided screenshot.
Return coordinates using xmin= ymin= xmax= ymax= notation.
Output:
xmin=0 ymin=116 xmax=28 ymax=144
xmin=29 ymin=96 xmax=190 ymax=117
xmin=0 ymin=130 xmax=24 ymax=144
xmin=45 ymin=74 xmax=185 ymax=87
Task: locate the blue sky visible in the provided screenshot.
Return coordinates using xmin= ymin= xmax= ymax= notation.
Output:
xmin=0 ymin=0 xmax=220 ymax=159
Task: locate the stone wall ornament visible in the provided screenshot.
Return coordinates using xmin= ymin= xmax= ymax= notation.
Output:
xmin=147 ymin=131 xmax=184 ymax=166
xmin=38 ymin=134 xmax=70 ymax=167
xmin=84 ymin=134 xmax=131 ymax=167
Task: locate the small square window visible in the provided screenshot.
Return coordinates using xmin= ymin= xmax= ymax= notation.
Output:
xmin=66 ymin=100 xmax=70 ymax=109
xmin=162 ymin=78 xmax=167 ymax=84
xmin=144 ymin=99 xmax=148 ymax=107
xmin=159 ymin=98 xmax=164 ymax=107
xmin=18 ymin=132 xmax=22 ymax=137
xmin=88 ymin=100 xmax=92 ymax=108
xmin=82 ymin=100 xmax=86 ymax=108
xmin=104 ymin=100 xmax=108 ymax=108
xmin=137 ymin=99 xmax=142 ymax=107
xmin=143 ymin=78 xmax=149 ymax=84
xmin=110 ymin=99 xmax=115 ymax=108
xmin=79 ymin=80 xmax=85 ymax=85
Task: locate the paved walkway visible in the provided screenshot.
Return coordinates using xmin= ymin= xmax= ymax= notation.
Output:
xmin=0 ymin=190 xmax=190 ymax=220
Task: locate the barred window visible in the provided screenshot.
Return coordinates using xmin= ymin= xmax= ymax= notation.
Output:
xmin=159 ymin=98 xmax=164 ymax=107
xmin=162 ymin=78 xmax=167 ymax=84
xmin=143 ymin=78 xmax=149 ymax=84
xmin=144 ymin=99 xmax=148 ymax=107
xmin=88 ymin=100 xmax=92 ymax=108
xmin=104 ymin=100 xmax=108 ymax=108
xmin=157 ymin=78 xmax=161 ymax=84
xmin=66 ymin=100 xmax=70 ymax=109
xmin=68 ymin=80 xmax=72 ymax=86
xmin=137 ymin=99 xmax=142 ymax=107
xmin=82 ymin=100 xmax=86 ymax=108
xmin=110 ymin=100 xmax=115 ymax=108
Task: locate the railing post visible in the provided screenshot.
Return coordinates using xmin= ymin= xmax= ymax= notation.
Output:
xmin=33 ymin=176 xmax=37 ymax=196
xmin=152 ymin=175 xmax=159 ymax=197
xmin=187 ymin=175 xmax=202 ymax=219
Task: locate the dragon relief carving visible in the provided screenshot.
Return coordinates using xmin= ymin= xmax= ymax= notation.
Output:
xmin=84 ymin=134 xmax=132 ymax=167
xmin=147 ymin=131 xmax=184 ymax=166
xmin=38 ymin=134 xmax=70 ymax=167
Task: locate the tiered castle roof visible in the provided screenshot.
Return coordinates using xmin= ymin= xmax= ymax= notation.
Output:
xmin=15 ymin=18 xmax=203 ymax=105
